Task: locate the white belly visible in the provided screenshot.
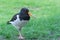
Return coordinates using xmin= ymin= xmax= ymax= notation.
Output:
xmin=10 ymin=15 xmax=28 ymax=30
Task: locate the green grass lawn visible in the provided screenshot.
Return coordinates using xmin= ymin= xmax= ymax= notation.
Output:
xmin=0 ymin=0 xmax=60 ymax=40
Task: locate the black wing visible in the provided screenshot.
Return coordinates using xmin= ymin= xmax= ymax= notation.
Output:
xmin=7 ymin=13 xmax=18 ymax=24
xmin=10 ymin=14 xmax=18 ymax=21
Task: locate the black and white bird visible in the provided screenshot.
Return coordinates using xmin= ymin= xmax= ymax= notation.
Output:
xmin=7 ymin=8 xmax=32 ymax=40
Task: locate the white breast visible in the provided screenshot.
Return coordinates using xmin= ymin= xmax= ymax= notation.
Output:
xmin=10 ymin=15 xmax=28 ymax=29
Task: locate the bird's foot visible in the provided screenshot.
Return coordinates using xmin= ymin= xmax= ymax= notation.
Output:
xmin=18 ymin=35 xmax=24 ymax=40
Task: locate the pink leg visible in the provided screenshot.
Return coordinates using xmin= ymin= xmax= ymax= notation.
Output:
xmin=18 ymin=32 xmax=24 ymax=40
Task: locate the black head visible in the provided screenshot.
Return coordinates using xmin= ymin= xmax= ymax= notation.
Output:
xmin=19 ymin=8 xmax=30 ymax=20
xmin=20 ymin=8 xmax=29 ymax=14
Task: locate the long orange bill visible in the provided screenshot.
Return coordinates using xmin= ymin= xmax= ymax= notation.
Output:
xmin=28 ymin=12 xmax=32 ymax=16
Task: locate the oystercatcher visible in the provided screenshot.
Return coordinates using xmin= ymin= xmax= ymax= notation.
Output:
xmin=7 ymin=8 xmax=32 ymax=40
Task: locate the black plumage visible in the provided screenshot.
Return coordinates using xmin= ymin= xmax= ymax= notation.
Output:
xmin=7 ymin=8 xmax=31 ymax=40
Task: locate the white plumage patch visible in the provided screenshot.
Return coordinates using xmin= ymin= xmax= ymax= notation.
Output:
xmin=10 ymin=15 xmax=28 ymax=30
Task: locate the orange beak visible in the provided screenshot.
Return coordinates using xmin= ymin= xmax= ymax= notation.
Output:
xmin=28 ymin=12 xmax=32 ymax=16
xmin=28 ymin=12 xmax=36 ymax=18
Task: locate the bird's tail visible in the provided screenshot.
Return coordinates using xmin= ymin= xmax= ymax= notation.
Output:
xmin=7 ymin=21 xmax=11 ymax=24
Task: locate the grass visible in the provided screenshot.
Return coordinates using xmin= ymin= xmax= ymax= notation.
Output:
xmin=0 ymin=0 xmax=60 ymax=40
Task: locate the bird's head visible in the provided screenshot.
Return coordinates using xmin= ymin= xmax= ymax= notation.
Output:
xmin=20 ymin=8 xmax=32 ymax=16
